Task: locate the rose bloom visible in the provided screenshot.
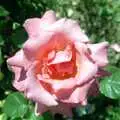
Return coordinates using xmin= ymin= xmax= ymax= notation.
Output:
xmin=7 ymin=10 xmax=109 ymax=117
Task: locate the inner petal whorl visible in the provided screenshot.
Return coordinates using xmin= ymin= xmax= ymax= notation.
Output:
xmin=35 ymin=32 xmax=77 ymax=80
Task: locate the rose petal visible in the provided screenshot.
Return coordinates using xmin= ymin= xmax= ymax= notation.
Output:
xmin=87 ymin=42 xmax=109 ymax=67
xmin=37 ymin=75 xmax=77 ymax=91
xmin=50 ymin=102 xmax=72 ymax=117
xmin=7 ymin=50 xmax=30 ymax=69
xmin=62 ymin=79 xmax=95 ymax=105
xmin=23 ymin=10 xmax=56 ymax=37
xmin=35 ymin=102 xmax=73 ymax=117
xmin=75 ymin=42 xmax=98 ymax=85
xmin=88 ymin=80 xmax=99 ymax=97
xmin=23 ymin=31 xmax=54 ymax=60
xmin=76 ymin=58 xmax=97 ymax=85
xmin=96 ymin=68 xmax=111 ymax=78
xmin=54 ymin=88 xmax=73 ymax=100
xmin=23 ymin=32 xmax=71 ymax=61
xmin=10 ymin=66 xmax=26 ymax=91
xmin=42 ymin=10 xmax=57 ymax=24
xmin=48 ymin=50 xmax=72 ymax=65
xmin=47 ymin=18 xmax=89 ymax=43
xmin=35 ymin=103 xmax=48 ymax=116
xmin=25 ymin=62 xmax=58 ymax=106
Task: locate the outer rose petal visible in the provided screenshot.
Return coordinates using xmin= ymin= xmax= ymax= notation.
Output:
xmin=75 ymin=42 xmax=98 ymax=85
xmin=23 ymin=31 xmax=54 ymax=61
xmin=54 ymin=89 xmax=73 ymax=100
xmin=7 ymin=50 xmax=30 ymax=69
xmin=87 ymin=42 xmax=109 ymax=67
xmin=47 ymin=18 xmax=89 ymax=43
xmin=23 ymin=10 xmax=56 ymax=37
xmin=25 ymin=62 xmax=58 ymax=106
xmin=10 ymin=66 xmax=26 ymax=91
xmin=96 ymin=68 xmax=111 ymax=78
xmin=35 ymin=102 xmax=73 ymax=117
xmin=49 ymin=102 xmax=72 ymax=117
xmin=42 ymin=10 xmax=57 ymax=24
xmin=37 ymin=75 xmax=77 ymax=91
xmin=88 ymin=80 xmax=99 ymax=97
xmin=35 ymin=103 xmax=48 ymax=116
xmin=62 ymin=79 xmax=95 ymax=105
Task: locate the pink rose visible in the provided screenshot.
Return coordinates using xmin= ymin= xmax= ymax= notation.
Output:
xmin=7 ymin=10 xmax=109 ymax=117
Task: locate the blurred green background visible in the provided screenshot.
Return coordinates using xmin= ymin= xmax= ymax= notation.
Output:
xmin=0 ymin=0 xmax=120 ymax=120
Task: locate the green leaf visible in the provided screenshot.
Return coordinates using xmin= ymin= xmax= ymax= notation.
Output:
xmin=0 ymin=6 xmax=9 ymax=17
xmin=11 ymin=28 xmax=28 ymax=48
xmin=100 ymin=67 xmax=120 ymax=99
xmin=26 ymin=112 xmax=44 ymax=120
xmin=42 ymin=112 xmax=53 ymax=120
xmin=3 ymin=92 xmax=28 ymax=119
xmin=25 ymin=110 xmax=53 ymax=120
xmin=105 ymin=65 xmax=120 ymax=73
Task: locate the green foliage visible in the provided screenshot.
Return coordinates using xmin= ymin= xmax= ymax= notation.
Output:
xmin=11 ymin=28 xmax=28 ymax=48
xmin=0 ymin=6 xmax=9 ymax=17
xmin=0 ymin=0 xmax=120 ymax=120
xmin=3 ymin=92 xmax=28 ymax=119
xmin=100 ymin=66 xmax=120 ymax=99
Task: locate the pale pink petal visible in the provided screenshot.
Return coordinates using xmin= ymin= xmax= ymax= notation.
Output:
xmin=10 ymin=66 xmax=26 ymax=91
xmin=52 ymin=78 xmax=76 ymax=91
xmin=87 ymin=42 xmax=109 ymax=67
xmin=47 ymin=18 xmax=89 ymax=43
xmin=76 ymin=59 xmax=97 ymax=85
xmin=7 ymin=50 xmax=30 ymax=69
xmin=25 ymin=62 xmax=58 ymax=106
xmin=23 ymin=31 xmax=54 ymax=60
xmin=48 ymin=50 xmax=72 ymax=65
xmin=50 ymin=102 xmax=72 ymax=117
xmin=37 ymin=75 xmax=77 ymax=91
xmin=23 ymin=10 xmax=56 ymax=37
xmin=42 ymin=10 xmax=57 ymax=24
xmin=35 ymin=103 xmax=48 ymax=116
xmin=75 ymin=42 xmax=98 ymax=85
xmin=62 ymin=79 xmax=95 ymax=105
xmin=23 ymin=18 xmax=41 ymax=37
xmin=63 ymin=19 xmax=89 ymax=43
xmin=111 ymin=44 xmax=120 ymax=52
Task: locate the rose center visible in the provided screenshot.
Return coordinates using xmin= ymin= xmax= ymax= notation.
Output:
xmin=47 ymin=60 xmax=77 ymax=79
xmin=35 ymin=33 xmax=77 ymax=80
